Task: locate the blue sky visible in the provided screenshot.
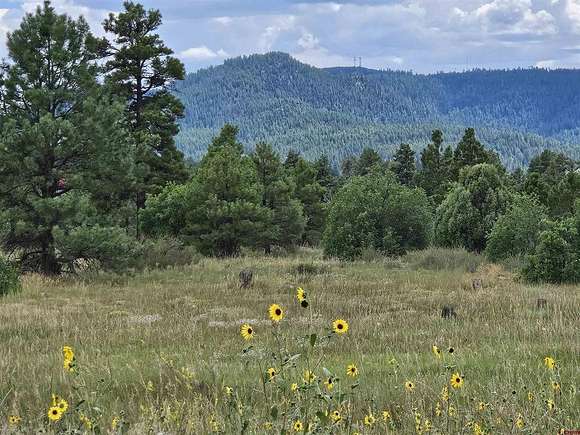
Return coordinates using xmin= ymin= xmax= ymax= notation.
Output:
xmin=0 ymin=0 xmax=579 ymax=73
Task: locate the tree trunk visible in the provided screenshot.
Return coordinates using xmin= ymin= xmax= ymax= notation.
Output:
xmin=40 ymin=233 xmax=60 ymax=275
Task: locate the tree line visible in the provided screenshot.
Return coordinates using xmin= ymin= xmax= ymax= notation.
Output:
xmin=0 ymin=1 xmax=578 ymax=285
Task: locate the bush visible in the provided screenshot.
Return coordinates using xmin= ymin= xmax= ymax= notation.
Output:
xmin=0 ymin=256 xmax=20 ymax=296
xmin=485 ymin=194 xmax=548 ymax=262
xmin=404 ymin=248 xmax=484 ymax=272
xmin=322 ymin=173 xmax=432 ymax=260
xmin=137 ymin=237 xmax=200 ymax=269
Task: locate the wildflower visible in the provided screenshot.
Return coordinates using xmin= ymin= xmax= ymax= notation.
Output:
xmin=240 ymin=324 xmax=255 ymax=340
xmin=432 ymin=345 xmax=442 ymax=359
xmin=8 ymin=415 xmax=21 ymax=426
xmin=291 ymin=383 xmax=298 ymax=392
xmin=47 ymin=406 xmax=63 ymax=422
xmin=331 ymin=410 xmax=342 ymax=422
xmin=56 ymin=398 xmax=68 ymax=413
xmin=515 ymin=416 xmax=524 ymax=429
xmin=544 ymin=356 xmax=556 ymax=370
xmin=332 ymin=319 xmax=349 ymax=334
xmin=450 ymin=372 xmax=464 ymax=389
xmin=364 ymin=413 xmax=375 ymax=426
xmin=263 ymin=421 xmax=273 ymax=430
xmin=477 ymin=402 xmax=487 ymax=412
xmin=448 ymin=346 xmax=455 ymax=354
xmin=441 ymin=386 xmax=449 ymax=402
xmin=62 ymin=345 xmax=75 ymax=372
xmin=527 ymin=392 xmax=534 ymax=402
xmin=346 ymin=364 xmax=358 ymax=377
xmin=324 ymin=377 xmax=334 ymax=391
xmin=546 ymin=399 xmax=555 ymax=411
xmin=112 ymin=416 xmax=120 ymax=430
xmin=423 ymin=419 xmax=432 ymax=432
xmin=303 ymin=369 xmax=316 ymax=384
xmin=382 ymin=410 xmax=391 ymax=421
xmin=296 ymin=287 xmax=306 ymax=302
xmin=552 ymin=381 xmax=561 ymax=392
xmin=448 ymin=406 xmax=456 ymax=417
xmin=293 ymin=420 xmax=303 ymax=431
xmin=405 ymin=380 xmax=415 ymax=392
xmin=268 ymin=304 xmax=284 ymax=322
xmin=435 ymin=402 xmax=442 ymax=417
xmin=224 ymin=386 xmax=233 ymax=396
xmin=267 ymin=367 xmax=276 ymax=380
xmin=146 ymin=380 xmax=154 ymax=391
xmin=79 ymin=413 xmax=92 ymax=430
xmin=473 ymin=422 xmax=484 ymax=435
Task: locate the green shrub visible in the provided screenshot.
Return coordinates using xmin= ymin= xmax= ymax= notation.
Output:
xmin=323 ymin=173 xmax=432 ymax=260
xmin=137 ymin=237 xmax=201 ymax=269
xmin=0 ymin=257 xmax=20 ymax=296
xmin=404 ymin=247 xmax=485 ymax=272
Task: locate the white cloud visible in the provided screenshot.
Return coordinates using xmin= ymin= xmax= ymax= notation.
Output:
xmin=180 ymin=46 xmax=229 ymax=60
xmin=258 ymin=15 xmax=296 ymax=51
xmin=213 ymin=16 xmax=233 ymax=26
xmin=566 ymin=0 xmax=580 ymax=32
xmin=298 ymin=31 xmax=320 ymax=49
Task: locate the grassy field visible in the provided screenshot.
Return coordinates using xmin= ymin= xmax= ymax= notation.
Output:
xmin=0 ymin=248 xmax=578 ymax=434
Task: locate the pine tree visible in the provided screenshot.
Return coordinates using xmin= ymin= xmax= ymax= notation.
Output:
xmin=355 ymin=148 xmax=382 ymax=176
xmin=452 ymin=128 xmax=498 ymax=179
xmin=0 ymin=1 xmax=136 ymax=274
xmin=103 ymin=1 xmax=188 ymax=209
xmin=392 ymin=143 xmax=416 ymax=186
xmin=418 ymin=130 xmax=449 ymax=203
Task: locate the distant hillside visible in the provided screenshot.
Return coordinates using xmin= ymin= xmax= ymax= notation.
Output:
xmin=173 ymin=52 xmax=580 ymax=169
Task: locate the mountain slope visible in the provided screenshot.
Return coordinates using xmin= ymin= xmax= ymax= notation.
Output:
xmin=173 ymin=52 xmax=580 ymax=169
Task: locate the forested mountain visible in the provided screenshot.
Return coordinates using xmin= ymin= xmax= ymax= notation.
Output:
xmin=174 ymin=52 xmax=580 ymax=169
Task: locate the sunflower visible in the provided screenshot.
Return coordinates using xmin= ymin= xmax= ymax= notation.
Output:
xmin=79 ymin=413 xmax=92 ymax=430
xmin=546 ymin=399 xmax=555 ymax=410
xmin=364 ymin=414 xmax=375 ymax=426
xmin=62 ymin=345 xmax=74 ymax=361
xmin=552 ymin=381 xmax=561 ymax=392
xmin=224 ymin=386 xmax=233 ymax=396
xmin=544 ymin=356 xmax=556 ymax=370
xmin=263 ymin=422 xmax=273 ymax=430
xmin=432 ymin=345 xmax=442 ymax=359
xmin=267 ymin=367 xmax=276 ymax=380
xmin=62 ymin=346 xmax=75 ymax=372
xmin=477 ymin=402 xmax=487 ymax=412
xmin=346 ymin=364 xmax=358 ymax=377
xmin=324 ymin=377 xmax=334 ymax=391
xmin=448 ymin=406 xmax=456 ymax=417
xmin=8 ymin=415 xmax=21 ymax=426
xmin=57 ymin=398 xmax=68 ymax=413
xmin=332 ymin=319 xmax=349 ymax=334
xmin=331 ymin=410 xmax=342 ymax=422
xmin=111 ymin=416 xmax=120 ymax=430
xmin=405 ymin=380 xmax=415 ymax=392
xmin=423 ymin=419 xmax=432 ymax=431
xmin=450 ymin=372 xmax=464 ymax=389
xmin=240 ymin=324 xmax=255 ymax=340
xmin=303 ymin=369 xmax=316 ymax=384
xmin=435 ymin=403 xmax=442 ymax=417
xmin=515 ymin=416 xmax=525 ymax=429
xmin=296 ymin=287 xmax=306 ymax=302
xmin=291 ymin=383 xmax=298 ymax=392
xmin=47 ymin=406 xmax=63 ymax=422
xmin=268 ymin=304 xmax=284 ymax=322
xmin=382 ymin=410 xmax=391 ymax=421
xmin=527 ymin=392 xmax=535 ymax=402
xmin=293 ymin=420 xmax=303 ymax=432
xmin=448 ymin=346 xmax=455 ymax=354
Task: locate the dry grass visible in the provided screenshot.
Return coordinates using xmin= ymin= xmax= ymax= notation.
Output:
xmin=0 ymin=248 xmax=578 ymax=433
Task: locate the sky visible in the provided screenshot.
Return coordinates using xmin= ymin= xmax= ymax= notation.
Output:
xmin=0 ymin=0 xmax=579 ymax=73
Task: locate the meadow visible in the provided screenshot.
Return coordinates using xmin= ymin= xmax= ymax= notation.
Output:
xmin=0 ymin=248 xmax=578 ymax=434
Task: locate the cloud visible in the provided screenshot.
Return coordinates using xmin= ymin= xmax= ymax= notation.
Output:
xmin=566 ymin=0 xmax=580 ymax=32
xmin=297 ymin=31 xmax=320 ymax=49
xmin=180 ymin=46 xmax=229 ymax=60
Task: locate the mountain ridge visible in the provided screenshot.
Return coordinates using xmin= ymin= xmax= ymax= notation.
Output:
xmin=173 ymin=52 xmax=580 ymax=169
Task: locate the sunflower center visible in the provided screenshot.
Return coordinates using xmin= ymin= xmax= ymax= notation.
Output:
xmin=248 ymin=328 xmax=252 ymax=334
xmin=338 ymin=323 xmax=343 ymax=329
xmin=275 ymin=309 xmax=281 ymax=315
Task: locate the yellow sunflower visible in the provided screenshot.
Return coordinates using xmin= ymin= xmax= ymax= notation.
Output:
xmin=528 ymin=392 xmax=535 ymax=402
xmin=296 ymin=287 xmax=306 ymax=302
xmin=268 ymin=304 xmax=284 ymax=322
xmin=515 ymin=416 xmax=525 ymax=429
xmin=240 ymin=324 xmax=255 ymax=340
xmin=111 ymin=416 xmax=120 ymax=430
xmin=331 ymin=410 xmax=342 ymax=422
xmin=450 ymin=373 xmax=464 ymax=389
xmin=552 ymin=381 xmax=561 ymax=392
xmin=303 ymin=369 xmax=316 ymax=384
xmin=544 ymin=356 xmax=556 ymax=370
xmin=364 ymin=414 xmax=375 ymax=426
xmin=448 ymin=406 xmax=456 ymax=417
xmin=57 ymin=398 xmax=68 ymax=413
xmin=79 ymin=413 xmax=92 ymax=430
xmin=263 ymin=421 xmax=273 ymax=430
xmin=477 ymin=402 xmax=487 ymax=412
xmin=382 ymin=410 xmax=391 ymax=421
xmin=332 ymin=319 xmax=349 ymax=334
xmin=47 ymin=406 xmax=63 ymax=422
xmin=435 ymin=403 xmax=442 ymax=417
xmin=432 ymin=345 xmax=442 ymax=359
xmin=8 ymin=415 xmax=22 ymax=426
xmin=224 ymin=386 xmax=233 ymax=396
xmin=267 ymin=367 xmax=276 ymax=380
xmin=63 ymin=345 xmax=74 ymax=361
xmin=62 ymin=346 xmax=75 ymax=372
xmin=293 ymin=420 xmax=303 ymax=432
xmin=405 ymin=380 xmax=415 ymax=392
xmin=546 ymin=399 xmax=555 ymax=411
xmin=346 ymin=364 xmax=358 ymax=377
xmin=291 ymin=383 xmax=298 ymax=392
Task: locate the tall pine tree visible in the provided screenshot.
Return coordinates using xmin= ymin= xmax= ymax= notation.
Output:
xmin=392 ymin=143 xmax=416 ymax=186
xmin=103 ymin=1 xmax=188 ymax=210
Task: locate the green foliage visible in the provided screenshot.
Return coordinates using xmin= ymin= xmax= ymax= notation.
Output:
xmin=417 ymin=130 xmax=451 ymax=204
xmin=0 ymin=2 xmax=135 ymax=274
xmin=391 ymin=143 xmax=416 ymax=186
xmin=485 ymin=195 xmax=548 ymax=262
xmin=452 ymin=128 xmax=500 ymax=179
xmin=103 ymin=1 xmax=189 ymax=207
xmin=323 ymin=173 xmax=432 ymax=260
xmin=522 ymin=214 xmax=580 ymax=284
xmin=0 ymin=256 xmax=20 ymax=297
xmin=434 ymin=164 xmax=511 ymax=252
xmin=136 ymin=237 xmax=200 ymax=270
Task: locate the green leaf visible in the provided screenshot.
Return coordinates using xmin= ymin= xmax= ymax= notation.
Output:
xmin=310 ymin=333 xmax=317 ymax=347
xmin=270 ymin=406 xmax=278 ymax=420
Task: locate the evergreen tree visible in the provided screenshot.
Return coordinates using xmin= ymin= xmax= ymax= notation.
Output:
xmin=103 ymin=1 xmax=188 ymax=209
xmin=355 ymin=147 xmax=382 ymax=176
xmin=0 ymin=1 xmax=136 ymax=274
xmin=314 ymin=154 xmax=338 ymax=201
xmin=392 ymin=143 xmax=416 ymax=186
xmin=452 ymin=128 xmax=498 ymax=179
xmin=284 ymin=149 xmax=301 ymax=169
xmin=252 ymin=142 xmax=305 ymax=251
xmin=418 ymin=130 xmax=448 ymax=202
